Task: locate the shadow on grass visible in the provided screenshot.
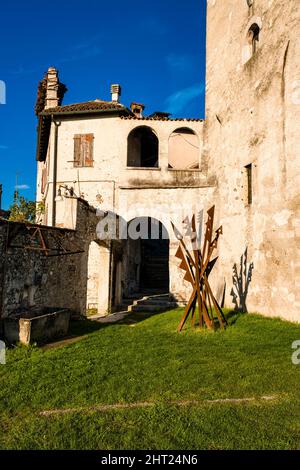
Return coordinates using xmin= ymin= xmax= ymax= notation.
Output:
xmin=69 ymin=308 xmax=176 ymax=337
xmin=115 ymin=309 xmax=174 ymax=326
xmin=204 ymin=310 xmax=243 ymax=332
xmin=51 ymin=307 xmax=242 ymax=348
xmin=174 ymin=307 xmax=244 ymax=332
xmin=225 ymin=310 xmax=244 ymax=326
xmin=35 ymin=308 xmax=181 ymax=351
xmin=69 ymin=319 xmax=107 ymax=336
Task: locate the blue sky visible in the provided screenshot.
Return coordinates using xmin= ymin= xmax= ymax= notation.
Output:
xmin=0 ymin=0 xmax=207 ymax=209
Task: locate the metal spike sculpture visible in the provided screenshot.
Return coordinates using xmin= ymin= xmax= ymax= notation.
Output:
xmin=172 ymin=206 xmax=227 ymax=332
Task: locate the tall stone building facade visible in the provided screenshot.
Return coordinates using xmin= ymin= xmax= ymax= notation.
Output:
xmin=204 ymin=0 xmax=300 ymax=321
xmin=35 ymin=0 xmax=299 ymax=321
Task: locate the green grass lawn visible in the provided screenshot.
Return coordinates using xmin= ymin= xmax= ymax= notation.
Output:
xmin=0 ymin=309 xmax=300 ymax=450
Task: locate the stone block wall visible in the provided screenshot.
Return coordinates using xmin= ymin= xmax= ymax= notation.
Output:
xmin=0 ymin=199 xmax=99 ymax=333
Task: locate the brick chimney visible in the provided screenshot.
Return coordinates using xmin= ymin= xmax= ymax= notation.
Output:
xmin=45 ymin=67 xmax=60 ymax=109
xmin=111 ymin=84 xmax=122 ymax=103
xmin=35 ymin=67 xmax=67 ymax=115
xmin=130 ymin=102 xmax=145 ymax=118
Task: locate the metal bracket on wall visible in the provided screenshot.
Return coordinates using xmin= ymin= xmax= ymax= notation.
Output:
xmin=5 ymin=222 xmax=84 ymax=257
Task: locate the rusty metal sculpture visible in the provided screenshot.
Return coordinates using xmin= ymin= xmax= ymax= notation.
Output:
xmin=172 ymin=206 xmax=227 ymax=332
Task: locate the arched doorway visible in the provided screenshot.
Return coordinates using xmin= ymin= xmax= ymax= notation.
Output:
xmin=124 ymin=217 xmax=169 ymax=295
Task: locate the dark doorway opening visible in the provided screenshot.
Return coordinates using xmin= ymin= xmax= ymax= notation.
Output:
xmin=127 ymin=126 xmax=159 ymax=168
xmin=140 ymin=237 xmax=169 ymax=290
xmin=125 ymin=217 xmax=169 ymax=294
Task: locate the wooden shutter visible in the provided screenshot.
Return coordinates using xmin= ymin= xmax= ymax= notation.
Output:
xmin=74 ymin=134 xmax=82 ymax=167
xmin=73 ymin=134 xmax=94 ymax=167
xmin=83 ymin=134 xmax=94 ymax=167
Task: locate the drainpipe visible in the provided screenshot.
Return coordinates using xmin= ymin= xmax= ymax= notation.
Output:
xmin=52 ymin=117 xmax=61 ymax=227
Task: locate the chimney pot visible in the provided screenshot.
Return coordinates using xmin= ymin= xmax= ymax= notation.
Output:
xmin=111 ymin=84 xmax=121 ymax=103
xmin=130 ymin=102 xmax=145 ymax=118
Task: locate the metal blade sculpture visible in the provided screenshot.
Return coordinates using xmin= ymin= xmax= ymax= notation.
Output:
xmin=172 ymin=206 xmax=227 ymax=332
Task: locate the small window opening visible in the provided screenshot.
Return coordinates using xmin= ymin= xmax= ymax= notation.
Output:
xmin=248 ymin=23 xmax=260 ymax=56
xmin=245 ymin=164 xmax=253 ymax=205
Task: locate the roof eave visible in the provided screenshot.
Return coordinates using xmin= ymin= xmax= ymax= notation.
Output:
xmin=40 ymin=107 xmax=133 ymax=118
xmin=36 ymin=106 xmax=134 ymax=162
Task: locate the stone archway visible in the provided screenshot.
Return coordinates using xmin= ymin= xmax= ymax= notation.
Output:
xmin=127 ymin=126 xmax=159 ymax=168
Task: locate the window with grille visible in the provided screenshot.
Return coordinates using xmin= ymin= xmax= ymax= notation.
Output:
xmin=73 ymin=134 xmax=94 ymax=167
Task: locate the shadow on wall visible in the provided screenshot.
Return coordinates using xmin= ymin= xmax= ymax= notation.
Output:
xmin=230 ymin=248 xmax=254 ymax=313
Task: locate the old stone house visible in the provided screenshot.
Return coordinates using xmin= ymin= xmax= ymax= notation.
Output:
xmin=35 ymin=70 xmax=213 ymax=315
xmin=34 ymin=0 xmax=299 ymax=321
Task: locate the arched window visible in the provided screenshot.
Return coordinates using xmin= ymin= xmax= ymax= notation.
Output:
xmin=247 ymin=23 xmax=260 ymax=56
xmin=168 ymin=127 xmax=199 ymax=169
xmin=127 ymin=126 xmax=159 ymax=168
xmin=243 ymin=20 xmax=262 ymax=64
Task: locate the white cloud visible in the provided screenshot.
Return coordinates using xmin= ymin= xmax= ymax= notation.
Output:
xmin=15 ymin=184 xmax=30 ymax=190
xmin=165 ymin=84 xmax=205 ymax=115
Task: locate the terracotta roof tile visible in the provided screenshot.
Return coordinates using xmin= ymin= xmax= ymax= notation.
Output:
xmin=41 ymin=100 xmax=128 ymax=115
xmin=120 ymin=116 xmax=203 ymax=122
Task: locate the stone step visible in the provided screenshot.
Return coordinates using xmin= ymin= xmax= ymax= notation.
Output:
xmin=122 ymin=294 xmax=145 ymax=301
xmin=118 ymin=292 xmax=175 ymax=314
xmin=123 ymin=292 xmax=169 ymax=301
xmin=128 ymin=304 xmax=176 ymax=313
xmin=120 ymin=300 xmax=176 ymax=312
xmin=133 ymin=298 xmax=173 ymax=306
xmin=142 ymin=293 xmax=170 ymax=299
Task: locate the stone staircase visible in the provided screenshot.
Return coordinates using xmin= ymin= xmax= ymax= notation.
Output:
xmin=120 ymin=291 xmax=177 ymax=314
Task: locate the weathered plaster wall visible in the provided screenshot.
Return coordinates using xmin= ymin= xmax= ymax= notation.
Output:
xmin=36 ymin=114 xmax=214 ymax=312
xmin=36 ymin=117 xmax=206 ymax=218
xmin=205 ymin=0 xmax=300 ymax=321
